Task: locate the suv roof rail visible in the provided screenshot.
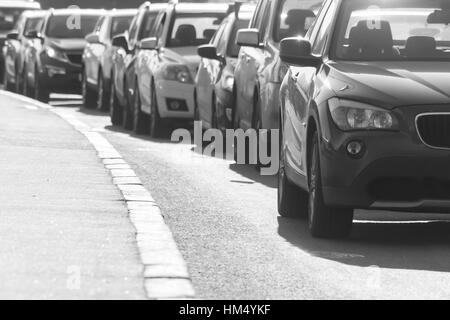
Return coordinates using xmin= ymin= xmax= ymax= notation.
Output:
xmin=168 ymin=0 xmax=179 ymax=4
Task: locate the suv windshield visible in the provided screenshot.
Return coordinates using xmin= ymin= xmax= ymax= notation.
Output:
xmin=334 ymin=0 xmax=450 ymax=61
xmin=45 ymin=14 xmax=100 ymax=39
xmin=274 ymin=0 xmax=324 ymax=42
xmin=167 ymin=13 xmax=225 ymax=47
xmin=0 ymin=8 xmax=30 ymax=31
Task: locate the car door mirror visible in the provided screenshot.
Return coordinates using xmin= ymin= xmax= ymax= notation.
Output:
xmin=236 ymin=28 xmax=261 ymax=48
xmin=112 ymin=33 xmax=129 ymax=51
xmin=280 ymin=37 xmax=322 ymax=68
xmin=85 ymin=32 xmax=100 ymax=44
xmin=140 ymin=37 xmax=158 ymax=50
xmin=7 ymin=31 xmax=19 ymax=40
xmin=24 ymin=30 xmax=44 ymax=42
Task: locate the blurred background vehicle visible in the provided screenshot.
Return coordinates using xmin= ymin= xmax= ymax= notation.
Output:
xmin=2 ymin=9 xmax=45 ymax=93
xmin=233 ymin=0 xmax=323 ymax=163
xmin=133 ymin=2 xmax=229 ymax=136
xmin=82 ymin=8 xmax=137 ymax=110
xmin=195 ymin=1 xmax=255 ymax=132
xmin=108 ymin=2 xmax=167 ymax=126
xmin=24 ymin=8 xmax=102 ymax=102
xmin=0 ymin=0 xmax=41 ymax=81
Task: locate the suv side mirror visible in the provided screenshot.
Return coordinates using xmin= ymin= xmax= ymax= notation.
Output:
xmin=280 ymin=37 xmax=321 ymax=67
xmin=140 ymin=37 xmax=158 ymax=50
xmin=197 ymin=44 xmax=224 ymax=62
xmin=25 ymin=30 xmax=43 ymax=41
xmin=236 ymin=28 xmax=261 ymax=48
xmin=112 ymin=34 xmax=128 ymax=51
xmin=85 ymin=32 xmax=100 ymax=44
xmin=7 ymin=31 xmax=19 ymax=40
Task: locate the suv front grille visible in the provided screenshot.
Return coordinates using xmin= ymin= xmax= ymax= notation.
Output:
xmin=416 ymin=113 xmax=450 ymax=149
xmin=67 ymin=54 xmax=82 ymax=65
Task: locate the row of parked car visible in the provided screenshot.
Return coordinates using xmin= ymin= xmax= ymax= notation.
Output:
xmin=5 ymin=0 xmax=450 ymax=239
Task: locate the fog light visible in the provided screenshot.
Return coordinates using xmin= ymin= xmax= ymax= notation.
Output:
xmin=166 ymin=98 xmax=188 ymax=111
xmin=347 ymin=141 xmax=364 ymax=157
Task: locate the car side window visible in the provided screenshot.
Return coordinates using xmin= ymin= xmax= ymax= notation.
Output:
xmin=128 ymin=13 xmax=140 ymax=49
xmin=306 ymin=0 xmax=331 ymax=42
xmin=153 ymin=12 xmax=166 ymax=45
xmin=250 ymin=0 xmax=267 ymax=29
xmin=311 ymin=0 xmax=339 ymax=55
xmin=215 ymin=22 xmax=228 ymax=54
xmin=257 ymin=0 xmax=271 ymax=41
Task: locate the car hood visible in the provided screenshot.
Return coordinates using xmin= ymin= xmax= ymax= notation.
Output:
xmin=328 ymin=61 xmax=450 ymax=109
xmin=162 ymin=47 xmax=200 ymax=73
xmin=46 ymin=38 xmax=87 ymax=51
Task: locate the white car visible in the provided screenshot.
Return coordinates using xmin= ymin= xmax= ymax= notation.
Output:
xmin=133 ymin=2 xmax=229 ymax=137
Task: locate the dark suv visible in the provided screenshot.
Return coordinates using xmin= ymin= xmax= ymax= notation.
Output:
xmin=24 ymin=8 xmax=102 ymax=102
xmin=279 ymin=0 xmax=450 ymax=238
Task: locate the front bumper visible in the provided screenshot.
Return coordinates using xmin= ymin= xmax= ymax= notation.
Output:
xmin=39 ymin=56 xmax=82 ymax=93
xmin=320 ymin=104 xmax=450 ymax=212
xmin=155 ymin=79 xmax=195 ymax=119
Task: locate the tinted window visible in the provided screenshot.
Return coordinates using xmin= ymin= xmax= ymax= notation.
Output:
xmin=138 ymin=11 xmax=158 ymax=40
xmin=167 ymin=13 xmax=226 ymax=47
xmin=24 ymin=17 xmax=44 ymax=34
xmin=45 ymin=14 xmax=100 ymax=38
xmin=334 ymin=0 xmax=450 ymax=61
xmin=273 ymin=0 xmax=324 ymax=42
xmin=111 ymin=15 xmax=133 ymax=37
xmin=227 ymin=19 xmax=250 ymax=57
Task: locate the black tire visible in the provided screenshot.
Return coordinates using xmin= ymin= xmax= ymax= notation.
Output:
xmin=308 ymin=133 xmax=353 ymax=238
xmin=3 ymin=64 xmax=14 ymax=92
xmin=96 ymin=71 xmax=109 ymax=111
xmin=278 ymin=123 xmax=308 ymax=218
xmin=122 ymin=80 xmax=133 ymax=130
xmin=211 ymin=93 xmax=218 ymax=129
xmin=132 ymin=82 xmax=148 ymax=134
xmin=193 ymin=89 xmax=200 ymax=121
xmin=14 ymin=67 xmax=21 ymax=93
xmin=34 ymin=69 xmax=49 ymax=103
xmin=82 ymin=69 xmax=96 ymax=109
xmin=109 ymin=75 xmax=122 ymax=126
xmin=23 ymin=70 xmax=30 ymax=97
xmin=149 ymin=82 xmax=163 ymax=138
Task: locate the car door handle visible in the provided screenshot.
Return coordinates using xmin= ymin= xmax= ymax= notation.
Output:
xmin=291 ymin=72 xmax=300 ymax=81
xmin=246 ymin=57 xmax=251 ymax=63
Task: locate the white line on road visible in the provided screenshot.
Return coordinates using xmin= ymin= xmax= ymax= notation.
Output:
xmin=5 ymin=91 xmax=196 ymax=300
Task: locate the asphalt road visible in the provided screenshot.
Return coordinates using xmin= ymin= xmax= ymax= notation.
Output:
xmin=19 ymin=95 xmax=450 ymax=299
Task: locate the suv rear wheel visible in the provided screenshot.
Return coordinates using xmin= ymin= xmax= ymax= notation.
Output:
xmin=82 ymin=69 xmax=96 ymax=109
xmin=278 ymin=122 xmax=308 ymax=218
xmin=109 ymin=74 xmax=122 ymax=126
xmin=308 ymin=133 xmax=353 ymax=238
xmin=133 ymin=82 xmax=148 ymax=134
xmin=97 ymin=71 xmax=109 ymax=111
xmin=34 ymin=68 xmax=49 ymax=103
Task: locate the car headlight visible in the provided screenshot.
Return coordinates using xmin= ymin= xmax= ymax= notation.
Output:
xmin=45 ymin=46 xmax=68 ymax=62
xmin=222 ymin=75 xmax=234 ymax=92
xmin=328 ymin=98 xmax=398 ymax=131
xmin=163 ymin=65 xmax=193 ymax=84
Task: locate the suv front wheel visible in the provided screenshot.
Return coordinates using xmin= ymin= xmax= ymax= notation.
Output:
xmin=308 ymin=133 xmax=353 ymax=238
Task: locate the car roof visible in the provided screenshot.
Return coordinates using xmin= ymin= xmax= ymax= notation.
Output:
xmin=139 ymin=2 xmax=168 ymax=12
xmin=108 ymin=9 xmax=138 ymax=17
xmin=48 ymin=8 xmax=105 ymax=16
xmin=21 ymin=9 xmax=46 ymax=18
xmin=173 ymin=2 xmax=230 ymax=14
xmin=0 ymin=0 xmax=41 ymax=9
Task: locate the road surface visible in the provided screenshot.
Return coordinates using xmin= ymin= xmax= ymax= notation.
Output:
xmin=48 ymin=95 xmax=450 ymax=300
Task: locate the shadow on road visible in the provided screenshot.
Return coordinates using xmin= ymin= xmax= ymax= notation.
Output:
xmin=277 ymin=213 xmax=450 ymax=272
xmin=229 ymin=163 xmax=277 ymax=189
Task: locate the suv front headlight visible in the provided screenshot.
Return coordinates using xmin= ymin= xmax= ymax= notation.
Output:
xmin=163 ymin=65 xmax=193 ymax=84
xmin=45 ymin=46 xmax=68 ymax=62
xmin=328 ymin=98 xmax=398 ymax=131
